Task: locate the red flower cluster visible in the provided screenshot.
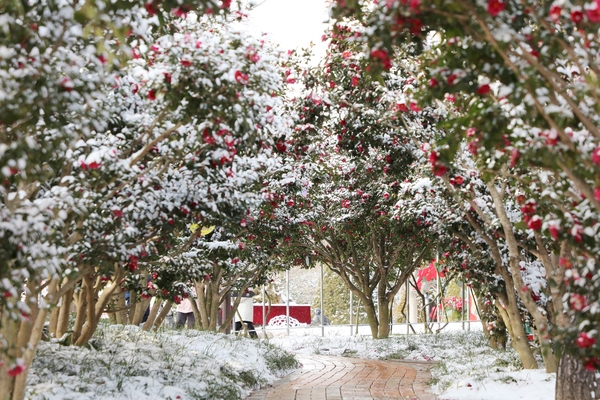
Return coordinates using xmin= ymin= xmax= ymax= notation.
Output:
xmin=476 ymin=84 xmax=491 ymax=95
xmin=428 ymin=151 xmax=447 ymax=176
xmin=526 ymin=215 xmax=542 ymax=230
xmin=370 ymin=48 xmax=392 ymax=70
xmin=576 ymin=332 xmax=596 ymax=348
xmin=549 ymin=4 xmax=562 ymax=21
xmin=7 ymin=363 xmax=26 ymax=377
xmin=487 ymin=0 xmax=506 ymax=16
xmin=592 ymin=146 xmax=600 ymax=166
xmin=569 ymin=293 xmax=587 ymax=311
xmin=235 ymin=70 xmax=249 ymax=85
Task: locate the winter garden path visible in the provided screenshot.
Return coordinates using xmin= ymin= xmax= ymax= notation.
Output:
xmin=248 ymin=354 xmax=436 ymax=400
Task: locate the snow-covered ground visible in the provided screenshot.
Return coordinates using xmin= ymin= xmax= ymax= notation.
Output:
xmin=28 ymin=323 xmax=555 ymax=399
xmin=268 ymin=329 xmax=556 ymax=400
xmin=28 ymin=324 xmax=298 ymax=399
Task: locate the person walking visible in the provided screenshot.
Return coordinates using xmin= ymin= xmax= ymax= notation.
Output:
xmin=176 ymin=297 xmax=196 ymax=328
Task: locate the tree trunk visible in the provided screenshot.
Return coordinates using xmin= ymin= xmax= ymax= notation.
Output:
xmin=115 ymin=291 xmax=127 ymax=325
xmin=556 ymin=353 xmax=600 ymax=400
xmin=377 ymin=298 xmax=391 ymax=339
xmin=130 ymin=297 xmax=151 ymax=326
xmin=141 ymin=300 xmax=162 ymax=331
xmin=74 ymin=269 xmax=124 ymax=346
xmin=56 ymin=289 xmax=74 ymax=338
xmin=48 ymin=306 xmax=60 ymax=338
xmin=152 ymin=301 xmax=173 ymax=330
xmin=496 ymin=292 xmax=537 ymax=368
xmin=0 ymin=311 xmax=20 ymax=399
xmin=487 ymin=183 xmax=555 ymax=371
xmin=196 ymin=282 xmax=211 ymax=329
xmin=362 ymin=300 xmax=379 ymax=339
xmin=71 ymin=287 xmax=87 ymax=344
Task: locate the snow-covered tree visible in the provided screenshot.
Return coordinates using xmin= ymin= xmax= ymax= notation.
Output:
xmin=332 ymin=0 xmax=600 ymax=394
xmin=245 ymin=24 xmax=446 ymax=339
xmin=0 ymin=2 xmax=292 ymax=397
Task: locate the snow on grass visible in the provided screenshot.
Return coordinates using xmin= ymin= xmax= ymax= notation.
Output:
xmin=28 ymin=324 xmax=298 ymax=400
xmin=267 ymin=330 xmax=556 ymax=400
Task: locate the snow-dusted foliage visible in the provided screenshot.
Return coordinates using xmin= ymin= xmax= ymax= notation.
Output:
xmin=330 ymin=0 xmax=600 ymax=389
xmin=0 ymin=1 xmax=292 ymax=397
xmin=243 ymin=23 xmax=447 ymax=339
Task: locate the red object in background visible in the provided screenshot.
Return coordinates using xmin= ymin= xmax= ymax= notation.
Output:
xmin=417 ymin=262 xmax=439 ymax=290
xmin=253 ymin=304 xmax=311 ymax=325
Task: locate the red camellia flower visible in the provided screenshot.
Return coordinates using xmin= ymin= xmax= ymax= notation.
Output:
xmin=112 ymin=209 xmax=123 ymax=218
xmin=341 ymin=199 xmax=351 ymax=208
xmin=453 ymin=176 xmax=464 ymax=185
xmin=429 ymin=78 xmax=438 ymax=87
xmin=397 ymin=103 xmax=409 ymax=112
xmin=351 ymin=76 xmax=360 ymax=86
xmin=576 ymin=332 xmax=596 ymax=348
xmin=548 ymin=222 xmax=559 ymax=240
xmin=172 ymin=6 xmax=190 ymax=18
xmin=173 ymin=295 xmax=182 ymax=304
xmin=221 ymin=0 xmax=232 ymax=8
xmin=447 ymin=74 xmax=457 ymax=84
xmin=181 ymin=56 xmax=193 ymax=67
xmin=410 ymin=102 xmax=421 ymax=112
xmin=141 ymin=292 xmax=151 ymax=299
xmin=477 ymin=84 xmax=491 ymax=95
xmin=7 ymin=363 xmax=25 ymax=377
xmin=570 ymin=293 xmax=587 ymax=311
xmin=487 ymin=0 xmax=506 ymax=16
xmin=592 ymin=146 xmax=600 ymax=165
xmin=234 ymin=70 xmax=249 ymax=85
xmin=509 ymin=148 xmax=519 ymax=168
xmin=275 ymin=141 xmax=287 ymax=153
xmin=432 ymin=164 xmax=448 ymax=176
xmin=571 ymin=9 xmax=584 ymax=23
xmin=60 ymin=76 xmax=74 ymax=92
xmin=585 ymin=358 xmax=599 ymax=371
xmin=527 ymin=215 xmax=542 ymax=230
xmin=595 ymin=187 xmax=600 ymax=202
xmin=144 ymin=2 xmax=157 ymax=15
xmin=572 ymin=224 xmax=584 ymax=242
xmin=148 ymin=90 xmax=156 ymax=101
xmin=202 ymin=130 xmax=215 ymax=145
xmin=516 ymin=194 xmax=526 ymax=204
xmin=549 ymin=4 xmax=562 ymax=20
xmin=370 ymin=48 xmax=392 ymax=70
xmin=408 ymin=18 xmax=422 ymax=34
xmin=521 ymin=200 xmax=536 ymax=215
xmin=240 ymin=218 xmax=247 ymax=227
xmin=587 ymin=5 xmax=600 ymax=22
xmin=128 ymin=255 xmax=139 ymax=271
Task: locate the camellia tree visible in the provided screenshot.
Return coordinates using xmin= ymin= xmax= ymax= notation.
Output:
xmin=331 ymin=0 xmax=600 ymax=396
xmin=0 ymin=2 xmax=292 ymax=398
xmin=244 ymin=23 xmax=445 ymax=339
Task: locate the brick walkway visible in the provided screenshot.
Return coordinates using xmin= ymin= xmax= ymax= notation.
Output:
xmin=248 ymin=354 xmax=436 ymax=400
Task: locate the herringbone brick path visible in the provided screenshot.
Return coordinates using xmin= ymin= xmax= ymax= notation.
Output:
xmin=248 ymin=354 xmax=436 ymax=400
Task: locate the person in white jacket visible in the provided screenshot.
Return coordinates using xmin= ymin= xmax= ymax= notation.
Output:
xmin=233 ymin=289 xmax=257 ymax=338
